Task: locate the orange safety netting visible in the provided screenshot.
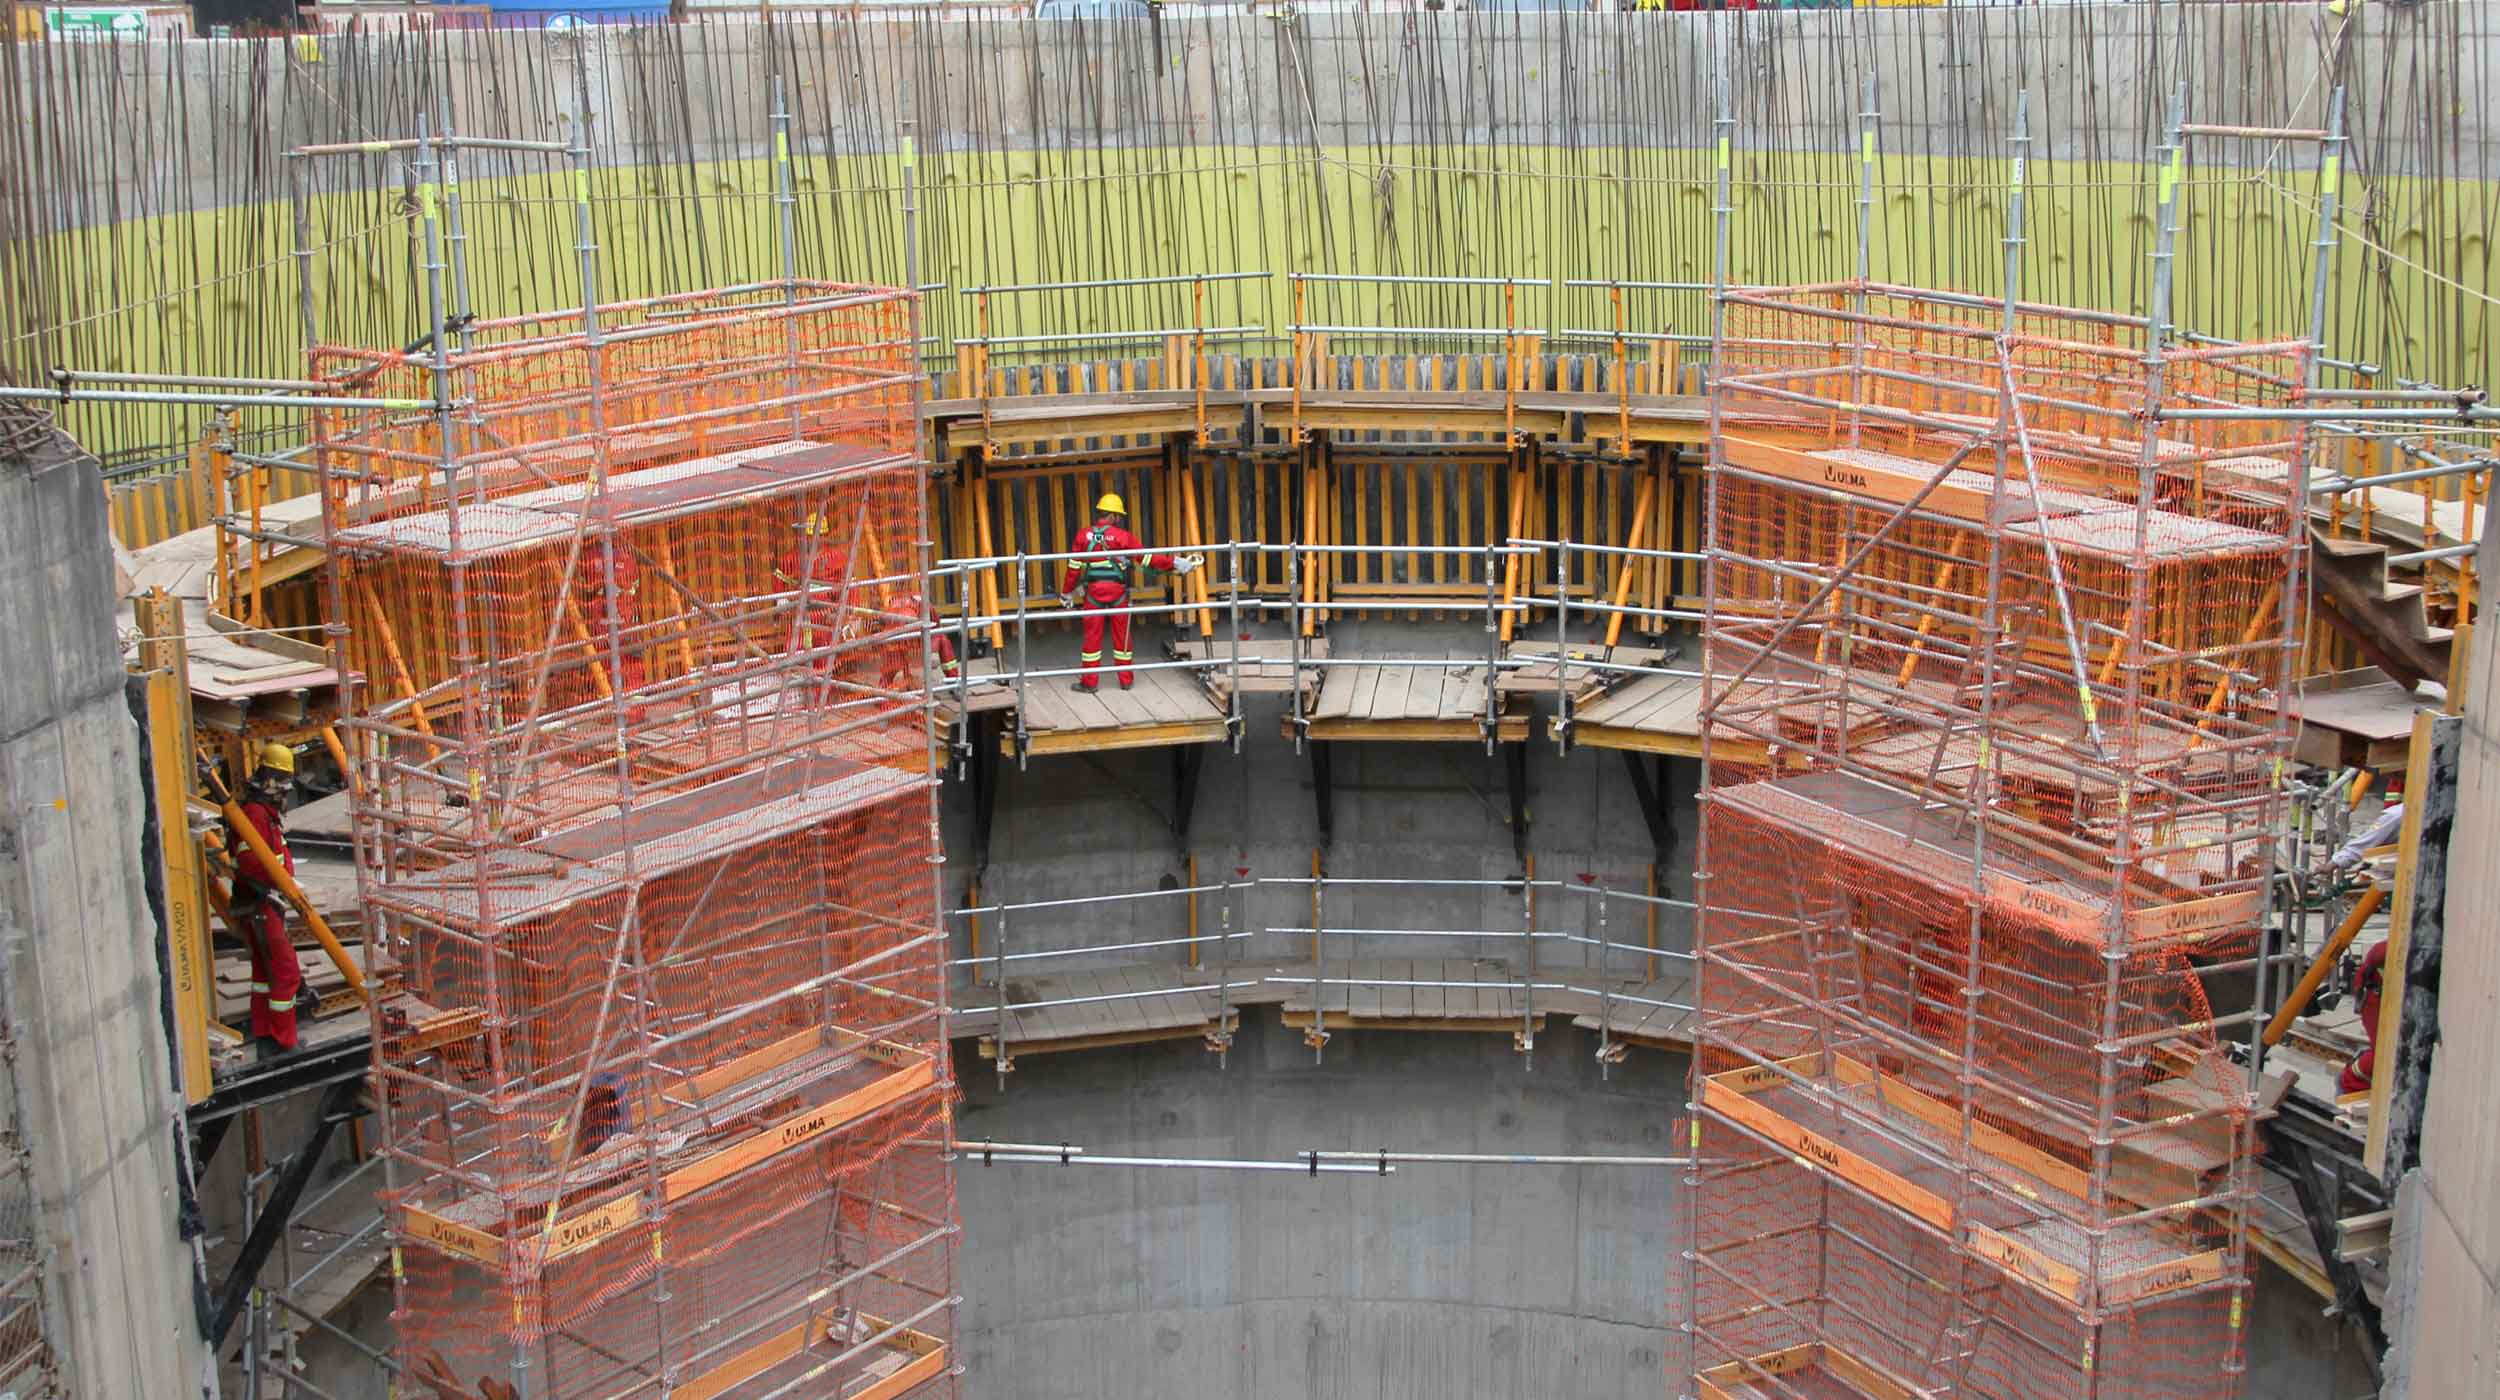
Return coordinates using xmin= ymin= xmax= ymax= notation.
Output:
xmin=311 ymin=284 xmax=918 ymax=528
xmin=327 ymin=283 xmax=957 ymax=1400
xmin=1688 ymin=283 xmax=2297 ymax=1399
xmin=1691 ymin=1128 xmax=2244 ymax=1400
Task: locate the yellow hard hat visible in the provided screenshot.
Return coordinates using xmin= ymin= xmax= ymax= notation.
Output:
xmin=257 ymin=741 xmax=296 ymax=777
xmin=1095 ymin=493 xmax=1126 ymax=516
xmin=800 ymin=513 xmax=829 ymax=536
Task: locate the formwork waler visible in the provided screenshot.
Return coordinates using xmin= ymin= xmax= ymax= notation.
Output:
xmin=319 ymin=284 xmax=960 ymax=1399
xmin=1687 ymin=285 xmax=2309 ymax=1399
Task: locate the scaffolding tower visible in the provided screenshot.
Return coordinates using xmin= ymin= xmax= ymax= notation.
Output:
xmin=313 ymin=255 xmax=958 ymax=1394
xmin=1685 ymin=281 xmax=2310 ymax=1398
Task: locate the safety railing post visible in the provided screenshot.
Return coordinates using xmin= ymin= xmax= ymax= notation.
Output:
xmin=1192 ymin=274 xmax=1209 ymax=444
xmin=1308 ymin=871 xmax=1328 ymax=1060
xmin=993 ymin=906 xmax=1012 ymax=1089
xmin=1226 ymin=541 xmax=1246 ymax=751
xmin=1503 ymin=281 xmax=1521 ymax=439
xmin=1012 ymin=552 xmax=1030 ymax=767
xmin=1483 ymin=542 xmax=1501 ymax=752
xmin=976 ymin=290 xmax=995 ymax=450
xmin=1518 ymin=867 xmax=1536 ymax=1064
xmin=1287 ymin=549 xmax=1307 ymax=752
xmin=1553 ymin=535 xmax=1572 ymax=752
xmin=1595 ymin=886 xmax=1614 ymax=1074
xmin=1610 ymin=284 xmax=1632 ymax=447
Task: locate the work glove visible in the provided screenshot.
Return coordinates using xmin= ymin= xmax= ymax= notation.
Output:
xmin=1170 ymin=553 xmax=1205 ymax=576
xmin=1059 ymin=591 xmax=1077 ymax=610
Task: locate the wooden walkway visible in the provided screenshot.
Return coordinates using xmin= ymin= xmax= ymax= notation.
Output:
xmin=1277 ymin=958 xmax=1543 ymax=1035
xmin=979 ymin=656 xmax=1231 ymax=755
xmin=925 ymin=384 xmax=1718 ymax=452
xmin=968 ymin=965 xmax=1249 ymax=1062
xmin=948 ymin=957 xmax=1690 ymax=1058
xmin=1295 ymin=652 xmax=1528 ymax=742
xmin=1562 ymin=669 xmax=1709 ymax=757
xmin=1570 ymin=972 xmax=1697 ymax=1057
xmin=1169 ymin=637 xmax=1324 ymax=707
xmin=1495 ymin=643 xmax=1666 ymax=705
xmin=2284 ymin=666 xmax=2424 ymax=771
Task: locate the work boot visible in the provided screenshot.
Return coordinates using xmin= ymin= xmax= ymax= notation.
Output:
xmin=1119 ymin=676 xmax=1135 ymax=690
xmin=1070 ymin=680 xmax=1097 ymax=693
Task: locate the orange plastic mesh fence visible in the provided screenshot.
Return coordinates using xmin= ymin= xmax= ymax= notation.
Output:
xmin=1717 ymin=284 xmax=2307 ymax=523
xmin=392 ymin=1103 xmax=955 ymax=1397
xmin=1689 ymin=283 xmax=2291 ymax=1399
xmin=1696 ymin=792 xmax=2245 ymax=1145
xmin=1692 ymin=1126 xmax=2244 ymax=1400
xmin=313 ymin=284 xmax=917 ymax=527
xmin=337 ymin=459 xmax=927 ymax=864
xmin=331 ymin=285 xmax=955 ymax=1400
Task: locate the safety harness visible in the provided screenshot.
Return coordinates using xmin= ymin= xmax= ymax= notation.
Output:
xmin=1079 ymin=522 xmax=1133 ymax=587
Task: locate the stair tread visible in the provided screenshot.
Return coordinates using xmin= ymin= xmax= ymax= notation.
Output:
xmin=2313 ymin=534 xmax=2392 ymax=559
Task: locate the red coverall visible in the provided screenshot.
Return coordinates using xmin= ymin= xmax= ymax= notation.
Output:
xmin=2339 ymin=941 xmax=2388 ymax=1094
xmin=228 ymin=798 xmax=303 ymax=1049
xmin=879 ymin=628 xmax=958 ymax=695
xmin=1060 ymin=518 xmax=1173 ymax=689
xmin=777 ymin=542 xmax=853 ymax=671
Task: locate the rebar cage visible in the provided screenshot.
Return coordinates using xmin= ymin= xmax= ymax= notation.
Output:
xmin=321 ymin=282 xmax=959 ymax=1399
xmin=1689 ymin=282 xmax=2308 ymax=1399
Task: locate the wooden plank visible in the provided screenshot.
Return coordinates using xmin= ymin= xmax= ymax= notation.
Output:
xmin=659 ymin=1055 xmax=934 ymax=1202
xmin=1696 ymin=1344 xmax=1823 ymax=1400
xmin=851 ymin=1324 xmax=949 ymax=1400
xmin=1092 ymin=682 xmax=1159 ymax=728
xmin=1303 ymin=714 xmax=1531 ymax=743
xmin=981 ymin=1013 xmax=1235 ymax=1061
xmin=1414 ymin=959 xmax=1444 ymax=1019
xmin=1367 ymin=662 xmax=1416 ymax=721
xmin=1017 ymin=719 xmax=1229 ymax=755
xmin=1351 ymin=965 xmax=1383 ymax=1020
xmin=1413 ymin=657 xmax=1464 ymax=721
xmin=1059 ymin=970 xmax=1118 ymax=1042
xmin=1338 ymin=662 xmax=1382 ymax=722
xmin=1058 ymin=685 xmax=1125 ymax=730
xmin=1700 ymin=1067 xmax=1953 ymax=1235
xmin=1721 ymin=434 xmax=2005 ymax=524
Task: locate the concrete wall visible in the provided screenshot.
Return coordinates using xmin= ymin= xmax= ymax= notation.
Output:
xmin=2380 ymin=504 xmax=2500 ymax=1400
xmin=953 ymin=1020 xmax=2379 ymax=1400
xmin=0 ymin=415 xmax=210 ymax=1398
xmin=953 ymin=1017 xmax=1685 ymax=1400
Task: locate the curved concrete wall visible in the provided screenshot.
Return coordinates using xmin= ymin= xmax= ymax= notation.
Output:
xmin=953 ymin=1017 xmax=1686 ymax=1400
xmin=951 ymin=1017 xmax=2378 ymax=1400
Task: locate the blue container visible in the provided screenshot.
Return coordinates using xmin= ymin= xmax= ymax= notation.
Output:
xmin=485 ymin=0 xmax=669 ymax=29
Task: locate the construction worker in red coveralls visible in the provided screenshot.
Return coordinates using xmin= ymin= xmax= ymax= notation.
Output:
xmin=777 ymin=514 xmax=853 ymax=672
xmin=226 ymin=741 xmax=303 ymax=1055
xmin=876 ymin=593 xmax=958 ymax=695
xmin=2339 ymin=940 xmax=2390 ymax=1094
xmin=1057 ymin=493 xmax=1201 ymax=691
